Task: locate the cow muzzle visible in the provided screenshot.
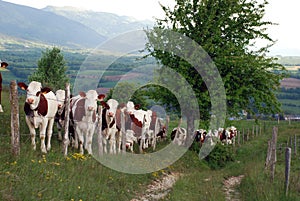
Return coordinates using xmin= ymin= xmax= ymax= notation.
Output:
xmin=26 ymin=97 xmax=34 ymax=104
xmin=108 ymin=111 xmax=114 ymax=117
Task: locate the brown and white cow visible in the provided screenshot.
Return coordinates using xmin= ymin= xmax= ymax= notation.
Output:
xmin=126 ymin=101 xmax=153 ymax=152
xmin=18 ymin=81 xmax=58 ymax=153
xmin=218 ymin=126 xmax=237 ymax=145
xmin=72 ymin=90 xmax=101 ymax=154
xmin=101 ymin=98 xmax=119 ymax=154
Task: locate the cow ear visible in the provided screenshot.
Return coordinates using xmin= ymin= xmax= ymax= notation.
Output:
xmin=79 ymin=91 xmax=86 ymax=97
xmin=17 ymin=82 xmax=28 ymax=90
xmin=41 ymin=87 xmax=52 ymax=94
xmin=134 ymin=104 xmax=140 ymax=110
xmin=98 ymin=94 xmax=106 ymax=101
xmin=100 ymin=101 xmax=110 ymax=109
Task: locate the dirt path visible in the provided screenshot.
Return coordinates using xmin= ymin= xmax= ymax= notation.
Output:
xmin=223 ymin=175 xmax=245 ymax=201
xmin=131 ymin=172 xmax=181 ymax=201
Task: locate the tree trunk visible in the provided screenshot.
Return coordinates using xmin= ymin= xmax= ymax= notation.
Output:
xmin=185 ymin=115 xmax=195 ymax=146
xmin=62 ymin=83 xmax=70 ymax=156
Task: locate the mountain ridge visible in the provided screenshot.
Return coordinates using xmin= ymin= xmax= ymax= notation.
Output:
xmin=0 ymin=1 xmax=153 ymax=49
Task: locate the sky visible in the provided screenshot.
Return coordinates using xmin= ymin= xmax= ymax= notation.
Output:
xmin=3 ymin=0 xmax=300 ymax=56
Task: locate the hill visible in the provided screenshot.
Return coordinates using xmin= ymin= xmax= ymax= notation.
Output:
xmin=0 ymin=1 xmax=106 ymax=48
xmin=43 ymin=6 xmax=154 ymax=38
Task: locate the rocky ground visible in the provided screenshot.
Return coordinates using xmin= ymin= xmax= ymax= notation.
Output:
xmin=223 ymin=175 xmax=245 ymax=201
xmin=131 ymin=172 xmax=181 ymax=201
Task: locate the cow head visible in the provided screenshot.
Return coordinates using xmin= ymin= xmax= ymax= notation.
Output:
xmin=55 ymin=89 xmax=66 ymax=110
xmin=18 ymin=81 xmax=44 ymax=109
xmin=126 ymin=101 xmax=135 ymax=114
xmin=106 ymin=99 xmax=119 ymax=117
xmin=84 ymin=90 xmax=99 ymax=114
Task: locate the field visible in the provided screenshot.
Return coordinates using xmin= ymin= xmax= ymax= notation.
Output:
xmin=0 ymin=90 xmax=300 ymax=201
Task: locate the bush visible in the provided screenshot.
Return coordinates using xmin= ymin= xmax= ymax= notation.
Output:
xmin=204 ymin=143 xmax=236 ymax=170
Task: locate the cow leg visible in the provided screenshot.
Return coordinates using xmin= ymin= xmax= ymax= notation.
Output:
xmin=46 ymin=118 xmax=55 ymax=151
xmin=39 ymin=119 xmax=49 ymax=153
xmin=139 ymin=138 xmax=144 ymax=153
xmin=109 ymin=131 xmax=116 ymax=154
xmin=116 ymin=131 xmax=122 ymax=153
xmin=85 ymin=125 xmax=95 ymax=155
xmin=57 ymin=120 xmax=63 ymax=141
xmin=102 ymin=138 xmax=108 ymax=154
xmin=74 ymin=126 xmax=79 ymax=149
xmin=26 ymin=117 xmax=37 ymax=150
xmin=76 ymin=127 xmax=84 ymax=154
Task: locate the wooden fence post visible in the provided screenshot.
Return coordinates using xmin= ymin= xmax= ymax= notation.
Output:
xmin=294 ymin=135 xmax=297 ymax=156
xmin=165 ymin=115 xmax=169 ymax=139
xmin=121 ymin=108 xmax=126 ymax=154
xmin=62 ymin=83 xmax=70 ymax=156
xmin=265 ymin=140 xmax=272 ymax=168
xmin=97 ymin=105 xmax=103 ymax=156
xmin=285 ymin=147 xmax=291 ymax=196
xmin=10 ymin=80 xmax=20 ymax=156
xmin=237 ymin=130 xmax=240 ymax=146
xmin=270 ymin=126 xmax=278 ymax=182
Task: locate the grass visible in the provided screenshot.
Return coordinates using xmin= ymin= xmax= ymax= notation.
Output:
xmin=0 ymin=89 xmax=300 ymax=200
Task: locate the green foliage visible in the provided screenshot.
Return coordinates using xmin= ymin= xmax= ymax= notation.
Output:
xmin=106 ymin=82 xmax=149 ymax=109
xmin=29 ymin=47 xmax=69 ymax=91
xmin=204 ymin=143 xmax=236 ymax=170
xmin=146 ymin=0 xmax=288 ymax=121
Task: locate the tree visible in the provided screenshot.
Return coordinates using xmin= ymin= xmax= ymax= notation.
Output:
xmin=106 ymin=82 xmax=149 ymax=109
xmin=29 ymin=47 xmax=69 ymax=91
xmin=145 ymin=0 xmax=287 ymax=129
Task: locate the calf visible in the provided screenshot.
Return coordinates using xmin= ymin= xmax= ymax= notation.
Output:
xmin=124 ymin=129 xmax=138 ymax=152
xmin=18 ymin=81 xmax=58 ymax=153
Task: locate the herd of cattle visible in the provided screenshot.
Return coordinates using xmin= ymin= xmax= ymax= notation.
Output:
xmin=17 ymin=81 xmax=238 ymax=154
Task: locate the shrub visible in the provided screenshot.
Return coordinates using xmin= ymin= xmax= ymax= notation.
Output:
xmin=204 ymin=143 xmax=236 ymax=170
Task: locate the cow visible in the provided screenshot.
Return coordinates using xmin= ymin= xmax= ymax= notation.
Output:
xmin=124 ymin=129 xmax=138 ymax=152
xmin=226 ymin=126 xmax=238 ymax=144
xmin=194 ymin=129 xmax=207 ymax=145
xmin=54 ymin=89 xmax=75 ymax=143
xmin=171 ymin=127 xmax=187 ymax=146
xmin=18 ymin=81 xmax=58 ymax=153
xmin=218 ymin=126 xmax=238 ymax=145
xmin=72 ymin=90 xmax=101 ymax=155
xmin=126 ymin=101 xmax=153 ymax=152
xmin=101 ymin=98 xmax=119 ymax=154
